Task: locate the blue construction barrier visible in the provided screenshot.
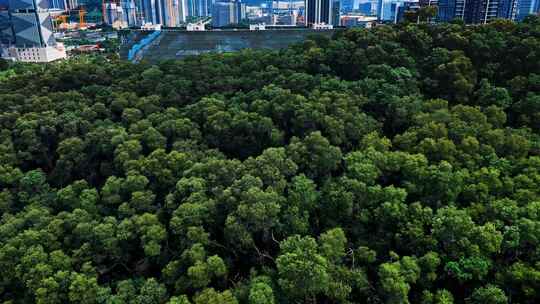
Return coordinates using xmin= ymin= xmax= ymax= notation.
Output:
xmin=128 ymin=31 xmax=161 ymax=61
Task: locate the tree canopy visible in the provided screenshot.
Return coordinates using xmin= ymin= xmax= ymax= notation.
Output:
xmin=1 ymin=17 xmax=540 ymax=303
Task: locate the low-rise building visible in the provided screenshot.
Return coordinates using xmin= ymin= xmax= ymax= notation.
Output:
xmin=141 ymin=23 xmax=162 ymax=30
xmin=4 ymin=43 xmax=67 ymax=62
xmin=312 ymin=22 xmax=334 ymax=29
xmin=187 ymin=22 xmax=206 ymax=30
xmin=249 ymin=23 xmax=266 ymax=30
xmin=340 ymin=14 xmax=377 ymax=27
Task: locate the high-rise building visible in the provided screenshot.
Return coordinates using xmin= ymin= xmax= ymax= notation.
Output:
xmin=121 ymin=0 xmax=138 ymax=26
xmin=212 ymin=1 xmax=231 ymax=26
xmin=437 ymin=0 xmax=466 ymax=21
xmin=211 ymin=0 xmax=245 ymax=26
xmin=357 ymin=2 xmax=373 ymax=15
xmin=126 ymin=0 xmax=186 ymax=26
xmin=464 ymin=0 xmax=499 ymax=23
xmin=104 ymin=2 xmax=128 ymax=27
xmin=516 ymin=0 xmax=540 ymax=20
xmin=160 ymin=0 xmax=186 ymax=26
xmin=437 ymin=0 xmax=534 ymax=23
xmin=48 ymin=0 xmax=67 ymax=9
xmin=140 ymin=0 xmax=161 ymax=24
xmin=306 ymin=0 xmax=338 ymax=25
xmin=66 ymin=0 xmax=78 ymax=9
xmin=178 ymin=0 xmax=187 ymax=24
xmin=177 ymin=0 xmax=188 ymax=24
xmin=377 ymin=0 xmax=405 ymax=21
xmin=306 ymin=0 xmax=328 ymax=24
xmin=9 ymin=0 xmax=56 ymax=47
xmin=187 ymin=0 xmax=208 ymax=16
xmin=496 ymin=0 xmax=517 ymax=21
xmin=0 ymin=0 xmax=13 ymax=45
xmin=1 ymin=0 xmax=66 ymax=61
xmin=331 ymin=0 xmax=339 ymax=24
xmin=341 ymin=0 xmax=353 ymax=11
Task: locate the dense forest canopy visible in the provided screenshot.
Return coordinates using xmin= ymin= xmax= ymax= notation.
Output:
xmin=1 ymin=16 xmax=540 ymax=304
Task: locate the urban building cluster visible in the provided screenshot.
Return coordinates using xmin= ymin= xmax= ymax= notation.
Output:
xmin=1 ymin=0 xmax=539 ymax=62
xmin=437 ymin=0 xmax=539 ymax=22
xmin=211 ymin=0 xmax=245 ymax=27
xmin=101 ymin=0 xmax=246 ymax=28
xmin=102 ymin=0 xmax=340 ymax=28
xmin=101 ymin=0 xmax=539 ymax=29
xmin=341 ymin=0 xmax=538 ymax=24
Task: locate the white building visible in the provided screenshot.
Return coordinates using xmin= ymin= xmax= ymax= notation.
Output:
xmin=187 ymin=22 xmax=206 ymax=30
xmin=311 ymin=22 xmax=333 ymax=29
xmin=340 ymin=14 xmax=377 ymax=27
xmin=4 ymin=44 xmax=67 ymax=63
xmin=141 ymin=23 xmax=162 ymax=30
xmin=249 ymin=23 xmax=266 ymax=30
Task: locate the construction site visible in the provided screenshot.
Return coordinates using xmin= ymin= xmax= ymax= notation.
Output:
xmin=51 ymin=0 xmax=106 ymax=31
xmin=120 ymin=28 xmax=338 ymax=63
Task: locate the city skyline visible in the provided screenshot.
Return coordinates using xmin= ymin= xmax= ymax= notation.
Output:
xmin=0 ymin=0 xmax=539 ymax=33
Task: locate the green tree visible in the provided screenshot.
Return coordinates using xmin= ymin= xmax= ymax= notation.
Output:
xmin=470 ymin=285 xmax=508 ymax=304
xmin=276 ymin=235 xmax=329 ymax=302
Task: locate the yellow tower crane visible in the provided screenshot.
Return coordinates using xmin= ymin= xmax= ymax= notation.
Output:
xmin=78 ymin=9 xmax=86 ymax=28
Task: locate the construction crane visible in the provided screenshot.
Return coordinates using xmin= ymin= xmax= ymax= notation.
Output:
xmin=77 ymin=8 xmax=86 ymax=28
xmin=52 ymin=8 xmax=87 ymax=30
xmin=54 ymin=14 xmax=68 ymax=26
xmin=56 ymin=15 xmax=68 ymax=24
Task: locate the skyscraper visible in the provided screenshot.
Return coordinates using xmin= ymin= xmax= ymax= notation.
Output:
xmin=211 ymin=0 xmax=244 ymax=26
xmin=341 ymin=0 xmax=353 ymax=11
xmin=9 ymin=0 xmax=56 ymax=47
xmin=134 ymin=0 xmax=162 ymax=24
xmin=464 ymin=0 xmax=499 ymax=23
xmin=121 ymin=0 xmax=138 ymax=26
xmin=437 ymin=0 xmax=535 ymax=23
xmin=438 ymin=0 xmax=466 ymax=22
xmin=498 ymin=0 xmax=518 ymax=20
xmin=126 ymin=0 xmax=186 ymax=26
xmin=0 ymin=1 xmax=13 ymax=45
xmin=160 ymin=0 xmax=186 ymax=26
xmin=516 ymin=0 xmax=540 ymax=20
xmin=187 ymin=0 xmax=208 ymax=17
xmin=66 ymin=0 xmax=78 ymax=9
xmin=104 ymin=2 xmax=127 ymax=27
xmin=1 ymin=0 xmax=66 ymax=61
xmin=331 ymin=0 xmax=339 ymax=25
xmin=176 ymin=0 xmax=188 ymax=24
xmin=48 ymin=0 xmax=67 ymax=9
xmin=306 ymin=0 xmax=338 ymax=25
xmin=377 ymin=0 xmax=406 ymax=21
xmin=212 ymin=1 xmax=231 ymax=26
xmin=159 ymin=0 xmax=167 ymax=23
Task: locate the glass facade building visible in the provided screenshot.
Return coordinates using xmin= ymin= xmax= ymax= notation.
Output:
xmin=306 ymin=0 xmax=339 ymax=25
